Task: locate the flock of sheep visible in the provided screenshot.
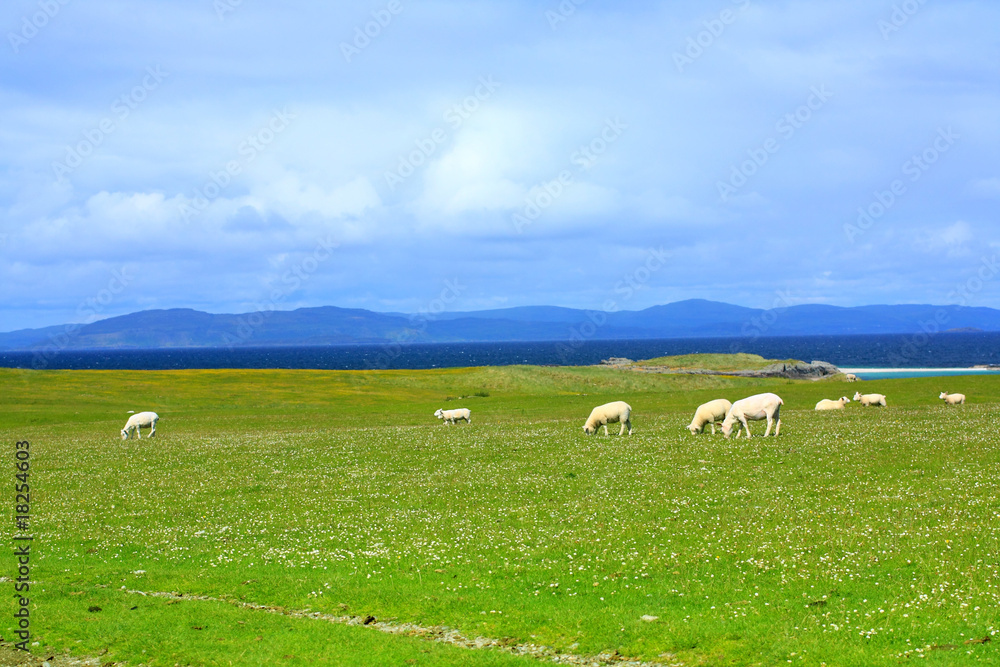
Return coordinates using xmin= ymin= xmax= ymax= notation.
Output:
xmin=117 ymin=390 xmax=968 ymax=440
xmin=430 ymin=390 xmax=969 ymax=441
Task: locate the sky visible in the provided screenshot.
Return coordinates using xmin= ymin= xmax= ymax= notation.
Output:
xmin=1 ymin=0 xmax=998 ymax=331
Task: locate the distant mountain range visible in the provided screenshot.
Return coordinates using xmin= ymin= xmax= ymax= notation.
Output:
xmin=2 ymin=299 xmax=999 ymax=351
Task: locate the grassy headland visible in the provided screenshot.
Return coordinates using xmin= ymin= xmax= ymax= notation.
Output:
xmin=633 ymin=353 xmax=801 ymax=371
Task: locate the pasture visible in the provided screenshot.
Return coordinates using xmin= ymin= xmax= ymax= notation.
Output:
xmin=2 ymin=364 xmax=999 ymax=666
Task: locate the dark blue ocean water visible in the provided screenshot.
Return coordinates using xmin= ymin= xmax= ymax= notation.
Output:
xmin=2 ymin=332 xmax=999 ymax=371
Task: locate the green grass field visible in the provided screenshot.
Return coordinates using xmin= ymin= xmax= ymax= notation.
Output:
xmin=2 ymin=361 xmax=999 ymax=666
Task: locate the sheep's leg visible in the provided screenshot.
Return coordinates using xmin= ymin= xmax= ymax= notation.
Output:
xmin=740 ymin=416 xmax=751 ymax=438
xmin=603 ymin=424 xmax=609 ymax=437
xmin=625 ymin=419 xmax=632 ymax=435
xmin=710 ymin=422 xmax=715 ymax=435
xmin=763 ymin=416 xmax=773 ymax=438
xmin=775 ymin=419 xmax=782 ymax=436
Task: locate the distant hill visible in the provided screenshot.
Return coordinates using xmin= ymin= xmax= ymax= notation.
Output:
xmin=3 ymin=299 xmax=1000 ymax=351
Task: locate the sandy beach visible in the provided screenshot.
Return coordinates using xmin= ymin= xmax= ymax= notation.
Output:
xmin=841 ymin=367 xmax=1000 ymax=379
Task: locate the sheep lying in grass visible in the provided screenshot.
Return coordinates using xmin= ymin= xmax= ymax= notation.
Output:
xmin=434 ymin=408 xmax=471 ymax=425
xmin=815 ymin=396 xmax=851 ymax=411
xmin=722 ymin=393 xmax=782 ymax=439
xmin=583 ymin=401 xmax=632 ymax=436
xmin=121 ymin=411 xmax=158 ymax=440
xmin=853 ymin=391 xmax=887 ymax=407
xmin=687 ymin=399 xmax=733 ymax=435
xmin=939 ymin=391 xmax=966 ymax=405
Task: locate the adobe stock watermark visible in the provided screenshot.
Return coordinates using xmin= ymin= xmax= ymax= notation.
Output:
xmin=30 ymin=267 xmax=134 ymax=370
xmin=7 ymin=0 xmax=71 ymax=54
xmin=673 ymin=0 xmax=751 ymax=73
xmin=340 ymin=0 xmax=404 ymax=62
xmin=885 ymin=254 xmax=998 ymax=366
xmin=545 ymin=0 xmax=585 ymax=30
xmin=512 ymin=117 xmax=626 ymax=233
xmin=717 ymin=85 xmax=832 ymax=202
xmin=222 ymin=235 xmax=339 ymax=348
xmin=383 ymin=76 xmax=500 ymax=192
xmin=728 ymin=290 xmax=796 ymax=354
xmin=178 ymin=108 xmax=295 ymax=222
xmin=51 ymin=65 xmax=169 ymax=182
xmin=878 ymin=0 xmax=929 ymax=40
xmin=365 ymin=279 xmax=466 ymax=370
xmin=844 ymin=126 xmax=958 ymax=244
xmin=555 ymin=247 xmax=668 ymax=363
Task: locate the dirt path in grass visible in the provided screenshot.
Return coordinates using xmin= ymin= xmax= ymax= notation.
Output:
xmin=125 ymin=589 xmax=683 ymax=666
xmin=0 ymin=642 xmax=101 ymax=667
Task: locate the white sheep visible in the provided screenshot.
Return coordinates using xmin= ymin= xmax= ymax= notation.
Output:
xmin=939 ymin=391 xmax=966 ymax=405
xmin=434 ymin=408 xmax=471 ymax=425
xmin=853 ymin=391 xmax=887 ymax=407
xmin=815 ymin=396 xmax=851 ymax=411
xmin=844 ymin=373 xmax=859 ymax=382
xmin=583 ymin=401 xmax=632 ymax=436
xmin=121 ymin=411 xmax=159 ymax=440
xmin=687 ymin=399 xmax=733 ymax=435
xmin=722 ymin=393 xmax=783 ymax=439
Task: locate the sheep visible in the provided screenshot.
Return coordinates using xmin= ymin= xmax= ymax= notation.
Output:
xmin=844 ymin=373 xmax=859 ymax=382
xmin=939 ymin=391 xmax=966 ymax=405
xmin=721 ymin=393 xmax=783 ymax=439
xmin=121 ymin=411 xmax=159 ymax=440
xmin=434 ymin=408 xmax=471 ymax=425
xmin=687 ymin=399 xmax=733 ymax=435
xmin=583 ymin=401 xmax=632 ymax=436
xmin=853 ymin=391 xmax=887 ymax=407
xmin=815 ymin=396 xmax=851 ymax=411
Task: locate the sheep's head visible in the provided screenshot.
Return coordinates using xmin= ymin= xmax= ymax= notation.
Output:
xmin=721 ymin=419 xmax=735 ymax=439
xmin=687 ymin=422 xmax=701 ymax=435
xmin=841 ymin=397 xmax=850 ymax=403
xmin=853 ymin=391 xmax=863 ymax=401
xmin=434 ymin=409 xmax=444 ymax=419
xmin=120 ymin=429 xmax=129 ymax=440
xmin=582 ymin=424 xmax=595 ymax=435
xmin=938 ymin=392 xmax=948 ymax=399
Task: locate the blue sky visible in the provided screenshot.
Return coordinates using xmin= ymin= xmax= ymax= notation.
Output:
xmin=1 ymin=0 xmax=998 ymax=331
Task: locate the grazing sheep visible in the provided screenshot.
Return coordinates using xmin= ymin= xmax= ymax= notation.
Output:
xmin=853 ymin=391 xmax=887 ymax=407
xmin=434 ymin=408 xmax=471 ymax=425
xmin=844 ymin=373 xmax=859 ymax=382
xmin=121 ymin=411 xmax=158 ymax=440
xmin=939 ymin=391 xmax=966 ymax=405
xmin=687 ymin=399 xmax=733 ymax=435
xmin=722 ymin=393 xmax=783 ymax=439
xmin=815 ymin=396 xmax=851 ymax=411
xmin=583 ymin=401 xmax=632 ymax=436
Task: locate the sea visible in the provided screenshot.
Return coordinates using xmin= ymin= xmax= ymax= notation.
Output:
xmin=2 ymin=332 xmax=1000 ymax=379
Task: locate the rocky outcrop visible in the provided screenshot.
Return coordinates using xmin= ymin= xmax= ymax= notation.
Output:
xmin=620 ymin=359 xmax=842 ymax=380
xmin=758 ymin=360 xmax=840 ymax=379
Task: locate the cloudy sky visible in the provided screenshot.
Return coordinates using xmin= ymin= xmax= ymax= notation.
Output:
xmin=1 ymin=0 xmax=998 ymax=331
